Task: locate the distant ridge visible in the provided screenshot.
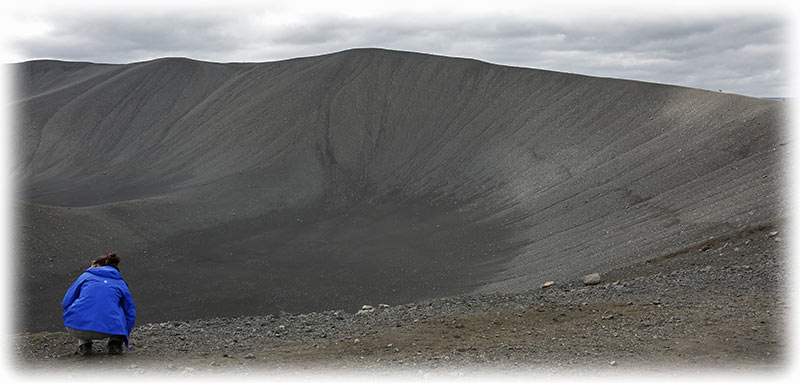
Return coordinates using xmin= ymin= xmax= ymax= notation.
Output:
xmin=12 ymin=48 xmax=787 ymax=332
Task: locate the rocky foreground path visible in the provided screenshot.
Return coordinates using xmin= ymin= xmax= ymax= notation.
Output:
xmin=12 ymin=225 xmax=789 ymax=379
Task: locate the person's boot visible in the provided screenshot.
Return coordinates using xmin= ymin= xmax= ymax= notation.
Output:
xmin=108 ymin=340 xmax=123 ymax=355
xmin=78 ymin=343 xmax=92 ymax=356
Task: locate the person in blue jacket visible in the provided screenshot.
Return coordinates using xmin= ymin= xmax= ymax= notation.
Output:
xmin=62 ymin=252 xmax=136 ymax=356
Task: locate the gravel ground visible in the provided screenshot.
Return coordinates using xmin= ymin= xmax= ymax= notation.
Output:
xmin=11 ymin=224 xmax=791 ymax=380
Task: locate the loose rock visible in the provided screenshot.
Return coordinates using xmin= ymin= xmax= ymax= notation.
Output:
xmin=583 ymin=273 xmax=602 ymax=285
xmin=357 ymin=305 xmax=376 ymax=314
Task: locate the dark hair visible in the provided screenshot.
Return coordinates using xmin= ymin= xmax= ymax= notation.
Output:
xmin=92 ymin=252 xmax=121 ymax=270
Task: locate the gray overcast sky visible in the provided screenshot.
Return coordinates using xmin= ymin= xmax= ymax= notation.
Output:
xmin=0 ymin=0 xmax=795 ymax=97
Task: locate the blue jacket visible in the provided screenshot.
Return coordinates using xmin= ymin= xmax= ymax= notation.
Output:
xmin=62 ymin=266 xmax=136 ymax=347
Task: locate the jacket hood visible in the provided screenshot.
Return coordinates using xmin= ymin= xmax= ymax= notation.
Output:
xmin=85 ymin=266 xmax=122 ymax=279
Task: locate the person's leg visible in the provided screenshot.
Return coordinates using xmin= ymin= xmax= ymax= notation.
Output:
xmin=65 ymin=327 xmax=111 ymax=355
xmin=107 ymin=335 xmax=125 ymax=355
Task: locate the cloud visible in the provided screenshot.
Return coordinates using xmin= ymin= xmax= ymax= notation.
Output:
xmin=2 ymin=5 xmax=790 ymax=96
xmin=9 ymin=9 xmax=249 ymax=63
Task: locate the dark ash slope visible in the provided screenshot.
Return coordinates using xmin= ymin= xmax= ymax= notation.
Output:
xmin=12 ymin=48 xmax=787 ymax=332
